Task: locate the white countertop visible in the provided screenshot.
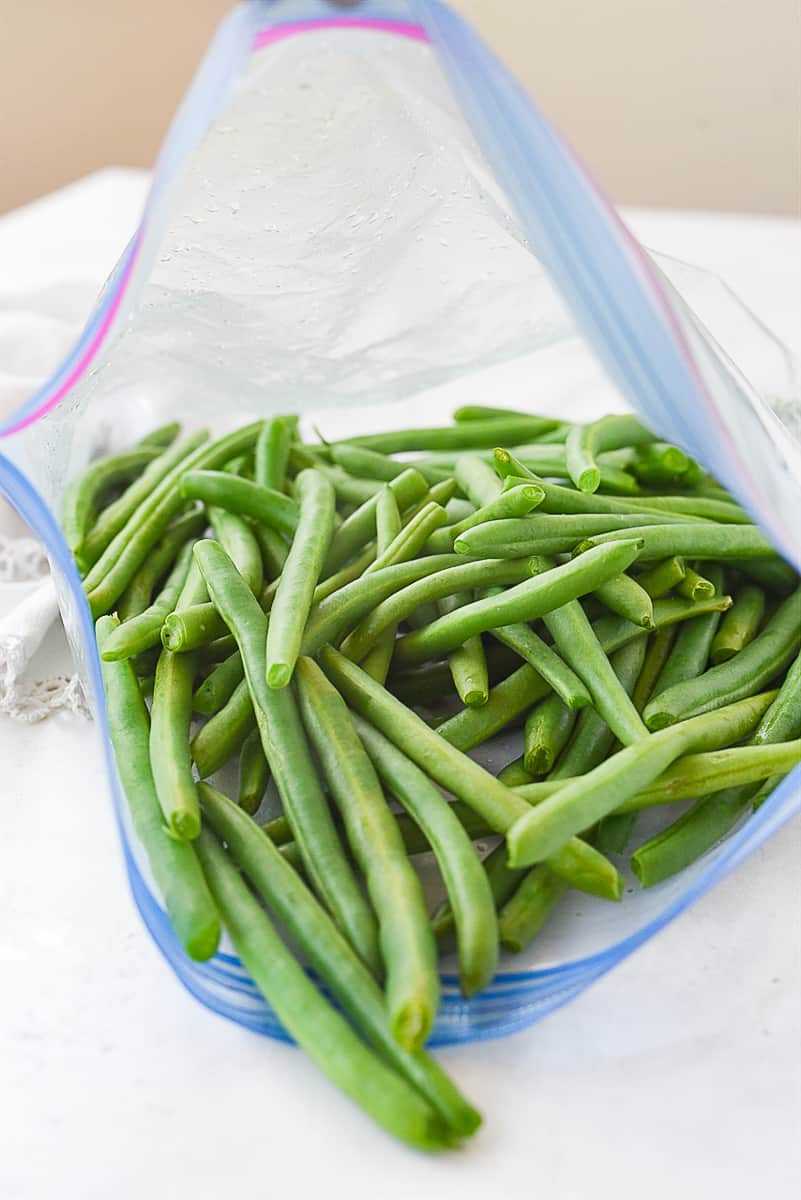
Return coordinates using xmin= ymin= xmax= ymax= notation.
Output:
xmin=1 ymin=172 xmax=799 ymax=1200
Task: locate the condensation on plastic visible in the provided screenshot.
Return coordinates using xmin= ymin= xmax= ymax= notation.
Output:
xmin=0 ymin=0 xmax=799 ymax=1046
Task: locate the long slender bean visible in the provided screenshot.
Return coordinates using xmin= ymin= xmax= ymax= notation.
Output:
xmin=137 ymin=421 xmax=181 ymax=449
xmin=79 ymin=431 xmax=209 ymax=569
xmin=255 ymin=417 xmax=292 ymax=492
xmin=238 ymin=729 xmax=270 ymax=815
xmin=426 ymin=484 xmax=544 ymax=553
xmin=194 ymin=829 xmax=455 ymax=1151
xmin=194 ymin=540 xmax=381 ymax=973
xmin=454 ymin=454 xmax=502 ymax=507
xmin=524 ymin=695 xmax=576 ymax=775
xmin=96 ymin=616 xmax=220 ymax=960
xmin=751 ymin=650 xmax=801 ymax=744
xmin=454 ymin=513 xmax=683 ymax=558
xmin=644 ymin=586 xmax=801 ymax=729
xmin=566 ymin=414 xmax=655 ymax=493
xmin=99 ymin=540 xmax=195 ymax=662
xmin=63 ymin=446 xmax=160 ymax=558
xmin=338 ymin=415 xmax=559 ymax=454
xmin=636 ymin=557 xmax=686 ymax=598
xmin=116 ymin=508 xmax=206 ymax=621
xmin=266 ymin=469 xmax=336 ymax=688
xmin=319 ymin=647 xmax=623 ymax=902
xmin=436 ymin=663 xmax=551 ymax=750
xmin=361 ymin=488 xmax=402 ymax=684
xmin=323 ymin=468 xmax=428 ymax=575
xmin=631 ymin=626 xmax=678 ymax=712
xmin=392 ymin=541 xmax=641 ymax=669
xmin=149 ymin=649 xmax=201 ymax=839
xmin=191 ymin=677 xmax=256 ymax=778
xmin=296 ymin=658 xmax=438 ymax=1050
xmin=576 ymin=523 xmax=776 ymax=560
xmin=594 ymin=572 xmax=654 ymax=628
xmin=507 ymin=691 xmax=777 ymax=866
xmin=180 ymin=471 xmax=299 ymax=537
xmin=498 ymin=866 xmax=568 ymax=953
xmin=478 ymin=592 xmax=590 ymax=710
xmin=353 ymin=717 xmax=498 ymax=997
xmin=198 ymin=783 xmax=480 ymax=1137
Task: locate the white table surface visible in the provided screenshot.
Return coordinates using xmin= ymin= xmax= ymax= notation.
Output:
xmin=1 ymin=172 xmax=799 ymax=1200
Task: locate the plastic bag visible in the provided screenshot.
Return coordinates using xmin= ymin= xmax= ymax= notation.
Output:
xmin=1 ymin=0 xmax=799 ymax=1044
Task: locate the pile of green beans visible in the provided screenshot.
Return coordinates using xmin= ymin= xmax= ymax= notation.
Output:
xmin=66 ymin=406 xmax=800 ymax=1150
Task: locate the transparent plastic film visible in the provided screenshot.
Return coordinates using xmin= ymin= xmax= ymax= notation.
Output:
xmin=0 ymin=0 xmax=798 ymax=1044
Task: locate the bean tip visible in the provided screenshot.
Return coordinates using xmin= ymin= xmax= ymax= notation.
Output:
xmin=266 ymin=662 xmax=292 ymax=689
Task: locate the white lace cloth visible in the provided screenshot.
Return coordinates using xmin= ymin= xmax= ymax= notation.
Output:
xmin=0 ymin=536 xmax=90 ymax=721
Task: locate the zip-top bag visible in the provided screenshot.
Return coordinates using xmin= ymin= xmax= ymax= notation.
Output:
xmin=1 ymin=0 xmax=799 ymax=1044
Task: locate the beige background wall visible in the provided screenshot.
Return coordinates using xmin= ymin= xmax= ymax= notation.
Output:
xmin=1 ymin=0 xmax=799 ymax=215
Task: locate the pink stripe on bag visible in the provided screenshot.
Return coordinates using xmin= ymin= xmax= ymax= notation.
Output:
xmin=253 ymin=18 xmax=429 ymax=51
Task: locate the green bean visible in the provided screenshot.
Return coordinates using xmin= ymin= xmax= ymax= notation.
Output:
xmin=367 ymin=502 xmax=448 ymax=575
xmin=79 ymin=431 xmax=208 ymax=569
xmin=507 ymin=691 xmax=777 ymax=866
xmin=208 ymin=506 xmax=262 ymax=593
xmin=99 ymin=540 xmax=194 ymax=662
xmin=594 ymin=572 xmax=654 ymax=628
xmin=222 ymin=453 xmax=252 ymax=477
xmin=191 ymin=678 xmax=256 ymax=777
xmin=191 ymin=650 xmax=242 ymax=715
xmin=329 ymin=443 xmax=406 ymax=482
xmin=319 ymin=647 xmax=622 ymax=901
xmin=387 ymin=641 xmax=520 ymax=708
xmin=498 ymin=866 xmax=568 ymax=953
xmin=137 ymin=421 xmax=181 ymax=449
xmin=312 ymin=545 xmax=375 ymax=604
xmin=593 ymin=810 xmax=638 ymax=855
xmin=96 ymin=617 xmax=220 ymax=959
xmin=361 ymin=488 xmax=402 ymax=684
xmin=644 ymin=586 xmax=801 ymax=729
xmin=354 ymin=717 xmax=498 ymax=996
xmin=116 ymin=508 xmax=207 ymax=621
xmin=296 ymin=659 xmax=438 ymax=1049
xmin=162 ymin=604 xmax=230 ymax=654
xmin=63 ymin=446 xmax=161 ymax=558
xmin=426 ymin=484 xmax=545 ymax=554
xmin=436 ymin=592 xmax=489 ymax=707
xmin=194 ymin=541 xmax=381 ymax=973
xmin=149 ymin=649 xmax=201 ymax=839
xmin=84 ymin=425 xmax=261 ymax=614
xmin=751 ymin=650 xmax=801 ymax=744
xmin=323 ymin=468 xmax=428 ymax=574
xmin=636 ymin=557 xmax=687 ymax=598
xmin=503 ymin=465 xmax=747 ymax=524
xmin=524 ymin=695 xmax=577 ymax=775
xmin=498 ymin=756 xmax=536 ymax=786
xmin=649 ymin=569 xmax=727 ymax=697
xmin=339 ymin=415 xmax=559 ymax=454
xmin=593 ymin=593 xmax=732 ymax=655
xmin=452 ymin=404 xmax=553 ymax=424
xmin=436 ymin=663 xmax=551 ymax=751
xmin=432 ymin=841 xmax=527 ymax=940
xmin=576 ymin=523 xmax=776 ymax=561
xmin=453 ymin=512 xmax=685 ymax=558
xmin=542 ymin=599 xmax=648 ymax=747
xmin=454 ymin=454 xmax=502 ymax=507
xmin=266 ymin=470 xmax=336 ymax=688
xmin=180 ymin=471 xmax=299 ymax=537
xmin=200 ymin=633 xmax=237 ymax=661
xmin=238 ymin=729 xmax=270 ymax=816
xmin=751 ymin=774 xmax=785 ymax=811
xmin=393 ymin=541 xmax=641 ymax=669
xmin=628 ymin=442 xmax=693 ymax=486
xmin=631 ymin=787 xmax=753 ymax=887
xmin=478 ymin=592 xmax=591 ymax=710
xmin=710 ymin=584 xmax=766 ymax=664
xmin=566 ymin=414 xmax=655 ymax=493
xmin=551 ymin=639 xmax=647 ymax=778
xmin=194 ymin=828 xmax=455 ymax=1151
xmin=251 ymin=522 xmax=289 ymax=579
xmin=613 ymin=740 xmax=798 ymax=811
xmin=330 ymin=556 xmax=536 ymax=663
xmin=676 ymin=565 xmax=717 ymax=601
xmin=444 ymin=497 xmax=478 ymax=526
xmin=631 ymin=626 xmax=678 ymax=712
xmin=255 ymin=417 xmax=292 ymax=492
xmin=266 ymin=801 xmax=493 ymax=859
xmin=198 ymin=784 xmax=480 ymax=1138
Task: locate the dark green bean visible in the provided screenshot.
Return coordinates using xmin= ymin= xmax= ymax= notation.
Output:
xmin=676 ymin=565 xmax=717 ymax=601
xmin=628 ymin=442 xmax=694 ymax=486
xmin=710 ymin=584 xmax=766 ymax=664
xmin=498 ymin=866 xmax=568 ymax=953
xmin=99 ymin=540 xmax=195 ymax=662
xmin=751 ymin=650 xmax=801 ymax=744
xmin=631 ymin=626 xmax=678 ymax=712
xmin=361 ymin=488 xmax=402 ymax=684
xmin=251 ymin=522 xmax=289 ymax=579
xmin=116 ymin=508 xmax=206 ymax=621
xmin=191 ymin=678 xmax=256 ymax=777
xmin=644 ymin=586 xmax=801 ymax=729
xmin=453 ymin=512 xmax=681 ymax=558
xmin=255 ymin=417 xmax=292 ymax=492
xmin=191 ymin=650 xmax=242 ymax=716
xmin=436 ymin=663 xmax=551 ymax=751
xmin=323 ymin=468 xmax=428 ymax=575
xmin=96 ymin=616 xmax=219 ymax=960
xmin=594 ymin=572 xmax=654 ymax=628
xmin=524 ymin=695 xmax=576 ymax=775
xmin=238 ymin=729 xmax=270 ymax=816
